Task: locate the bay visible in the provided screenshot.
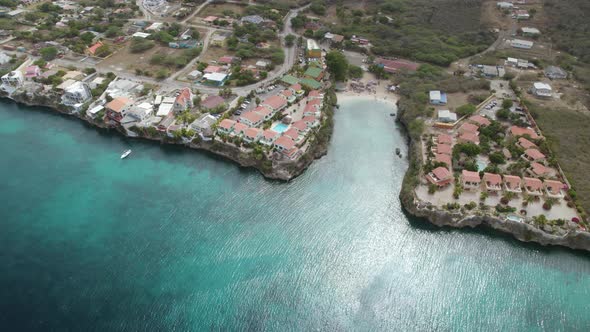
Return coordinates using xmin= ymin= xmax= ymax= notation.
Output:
xmin=0 ymin=98 xmax=589 ymax=331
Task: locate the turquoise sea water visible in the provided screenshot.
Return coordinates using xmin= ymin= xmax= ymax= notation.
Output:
xmin=0 ymin=98 xmax=589 ymax=331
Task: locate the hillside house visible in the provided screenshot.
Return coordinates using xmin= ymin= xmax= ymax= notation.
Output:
xmin=426 ymin=167 xmax=453 ymax=187
xmin=429 ymin=90 xmax=447 ymax=105
xmin=544 ymin=66 xmax=567 ymax=80
xmin=106 ymin=97 xmax=133 ymax=122
xmin=462 ymin=170 xmax=481 ymax=190
xmin=532 ymin=82 xmax=552 ymax=98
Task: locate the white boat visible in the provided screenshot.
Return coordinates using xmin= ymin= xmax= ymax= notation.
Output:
xmin=120 ymin=149 xmax=132 ymax=159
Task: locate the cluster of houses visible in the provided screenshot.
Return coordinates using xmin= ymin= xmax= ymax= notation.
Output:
xmin=426 ymin=89 xmax=568 ymax=202
xmin=216 ymin=87 xmax=323 ymax=160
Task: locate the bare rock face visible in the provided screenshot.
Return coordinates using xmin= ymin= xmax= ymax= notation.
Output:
xmin=404 ymin=194 xmax=590 ymax=252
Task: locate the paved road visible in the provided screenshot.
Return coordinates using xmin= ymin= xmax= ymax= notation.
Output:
xmin=136 ymin=0 xmax=152 ymax=20
xmin=181 ymin=0 xmax=212 ymax=24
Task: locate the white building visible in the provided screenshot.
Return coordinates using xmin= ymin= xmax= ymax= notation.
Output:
xmin=511 ymin=39 xmax=533 ymax=49
xmin=521 ymin=27 xmax=541 ymax=36
xmin=437 ymin=110 xmax=457 ymax=123
xmin=532 ymin=82 xmax=552 ymax=98
xmin=190 ymin=114 xmax=217 ymax=137
xmin=128 ymin=102 xmax=154 ymax=121
xmin=496 ymin=2 xmax=514 ymax=9
xmin=0 ymin=52 xmax=11 ymax=65
xmin=62 ymin=81 xmax=92 ymax=105
xmin=1 ymin=71 xmax=24 ymax=88
xmin=87 ymin=105 xmax=104 ymax=119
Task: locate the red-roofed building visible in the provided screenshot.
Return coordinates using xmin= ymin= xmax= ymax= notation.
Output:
xmin=426 ymin=166 xmax=453 ymax=187
xmin=459 ymin=122 xmax=479 ymax=135
xmin=308 ymin=90 xmax=322 ymax=100
xmin=522 ymin=148 xmax=545 ymax=162
xmin=105 ymin=97 xmax=132 ymax=122
xmin=303 ymin=103 xmax=321 ymax=117
xmin=218 ymin=56 xmax=236 ymax=64
xmin=87 ymin=41 xmax=104 ymax=56
xmin=302 ymin=116 xmax=319 ymax=128
xmin=244 ymin=127 xmax=262 ymax=143
xmin=253 ymin=106 xmax=273 ymax=121
xmin=239 ymin=111 xmax=264 ymax=127
xmin=174 ymin=88 xmax=193 ymax=112
xmin=528 ymin=162 xmax=549 ymax=177
xmin=503 ymin=175 xmax=522 ymax=193
xmin=544 ymin=180 xmax=565 ymax=199
xmin=274 ymin=135 xmax=296 ymax=152
xmin=517 ymin=137 xmax=537 ymax=150
xmin=203 ymin=16 xmax=218 ymax=23
xmin=285 ymin=147 xmax=302 ymax=160
xmin=290 ymin=83 xmax=303 ymax=94
xmin=260 ymin=129 xmax=279 ymax=146
xmin=204 ymin=65 xmax=222 ymax=74
xmin=291 ymin=120 xmax=308 ymax=133
xmin=201 ymin=95 xmax=225 ymax=110
xmin=483 ymin=172 xmax=502 ymax=191
xmin=217 ymin=119 xmax=236 ymax=135
xmin=262 ymin=95 xmax=288 ymax=111
xmin=437 ymin=134 xmax=452 ymax=145
xmin=232 ymin=122 xmax=248 ymax=136
xmin=524 ymin=177 xmax=543 ymax=196
xmin=375 ymin=58 xmax=420 ymax=73
xmin=510 ymin=126 xmax=539 ymax=139
xmin=458 ymin=132 xmax=480 ymax=145
xmin=284 ymin=128 xmax=300 ymax=141
xmin=435 ymin=153 xmax=452 ymax=167
xmin=462 ymin=170 xmax=481 ymax=190
xmin=469 ymin=115 xmax=491 ymax=127
xmin=437 ymin=143 xmax=452 ymax=155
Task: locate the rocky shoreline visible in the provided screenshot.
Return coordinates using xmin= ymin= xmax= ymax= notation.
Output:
xmin=0 ymin=91 xmax=331 ymax=182
xmin=395 ymin=100 xmax=590 ymax=253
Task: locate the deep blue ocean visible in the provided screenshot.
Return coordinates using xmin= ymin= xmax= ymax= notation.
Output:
xmin=0 ymin=98 xmax=589 ymax=331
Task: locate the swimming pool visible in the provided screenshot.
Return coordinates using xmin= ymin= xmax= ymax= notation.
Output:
xmin=506 ymin=215 xmax=524 ymax=223
xmin=272 ymin=123 xmax=289 ymax=133
xmin=477 ymin=159 xmax=488 ymax=172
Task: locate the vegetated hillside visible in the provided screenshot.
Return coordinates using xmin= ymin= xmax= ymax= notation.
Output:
xmin=544 ymin=0 xmax=590 ymax=64
xmin=325 ymin=0 xmax=495 ymax=66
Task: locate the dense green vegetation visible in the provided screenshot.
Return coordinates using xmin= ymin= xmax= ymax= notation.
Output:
xmin=544 ymin=0 xmax=590 ymax=64
xmin=320 ymin=0 xmax=495 ymax=66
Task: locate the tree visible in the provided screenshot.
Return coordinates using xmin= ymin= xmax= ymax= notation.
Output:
xmin=348 ymin=65 xmax=363 ymax=79
xmin=285 ymin=34 xmax=295 ymax=47
xmin=326 ymin=50 xmax=348 ymax=81
xmin=489 ymin=152 xmax=506 ymax=164
xmin=502 ymin=99 xmax=513 ymax=109
xmin=369 ymin=64 xmax=387 ymax=79
xmin=80 ymin=32 xmax=95 ymax=45
xmin=455 ymin=104 xmax=476 ymax=117
xmin=94 ymin=44 xmax=111 ymax=58
xmin=39 ymin=46 xmax=58 ymax=61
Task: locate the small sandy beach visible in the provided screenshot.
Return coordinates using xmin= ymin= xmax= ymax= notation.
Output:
xmin=336 ymin=72 xmax=399 ymax=106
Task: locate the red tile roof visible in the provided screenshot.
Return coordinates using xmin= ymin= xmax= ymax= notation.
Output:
xmin=459 ymin=132 xmax=480 ymax=144
xmin=253 ymin=106 xmax=272 ymax=117
xmin=518 ymin=137 xmax=537 ymax=150
xmin=510 ymin=126 xmax=539 ymax=139
xmin=459 ymin=122 xmax=479 ymax=134
xmin=201 ymin=95 xmax=225 ymax=109
xmin=308 ymin=90 xmax=321 ymax=98
xmin=483 ymin=172 xmax=502 ymax=186
xmin=263 ymin=129 xmax=279 ymax=140
xmin=437 ymin=143 xmax=452 ymax=155
xmin=274 ymin=135 xmax=296 ymax=150
xmin=239 ymin=111 xmax=264 ymax=125
xmin=292 ymin=120 xmax=307 ymax=132
xmin=262 ymin=95 xmax=288 ymax=110
xmin=218 ymin=56 xmax=234 ymax=64
xmin=204 ymin=65 xmax=222 ymax=73
xmin=437 ymin=134 xmax=452 ymax=145
xmin=524 ymin=177 xmax=543 ymax=191
xmin=290 ymin=83 xmax=302 ymax=91
xmin=106 ymin=97 xmax=131 ymax=112
xmin=375 ymin=58 xmax=420 ymax=72
xmin=175 ymin=88 xmax=192 ymax=108
xmin=544 ymin=180 xmax=564 ymax=194
xmin=524 ymin=148 xmax=545 ymax=160
xmin=87 ymin=41 xmax=104 ymax=55
xmin=462 ymin=170 xmax=481 ymax=183
xmin=219 ymin=119 xmax=236 ymax=130
xmin=284 ymin=128 xmax=299 ymax=140
xmin=530 ymin=162 xmax=548 ymax=176
xmin=503 ymin=175 xmax=522 ymax=188
xmin=469 ymin=115 xmax=491 ymax=127
xmin=245 ymin=127 xmax=262 ymax=139
xmin=435 ymin=153 xmax=452 ymax=166
xmin=233 ymin=122 xmax=248 ymax=134
xmin=432 ymin=166 xmax=452 ymax=181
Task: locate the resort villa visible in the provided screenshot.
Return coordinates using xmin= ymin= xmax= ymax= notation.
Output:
xmin=462 ymin=170 xmax=481 ymax=190
xmin=483 ymin=172 xmax=503 ymax=192
xmin=503 ymin=175 xmax=523 ymax=193
xmin=105 ymin=97 xmax=133 ymax=122
xmin=524 ymin=177 xmax=544 ymax=196
xmin=544 ymin=180 xmax=565 ymax=199
xmin=217 ymin=119 xmax=236 ymax=135
xmin=427 ymin=167 xmax=453 ymax=187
